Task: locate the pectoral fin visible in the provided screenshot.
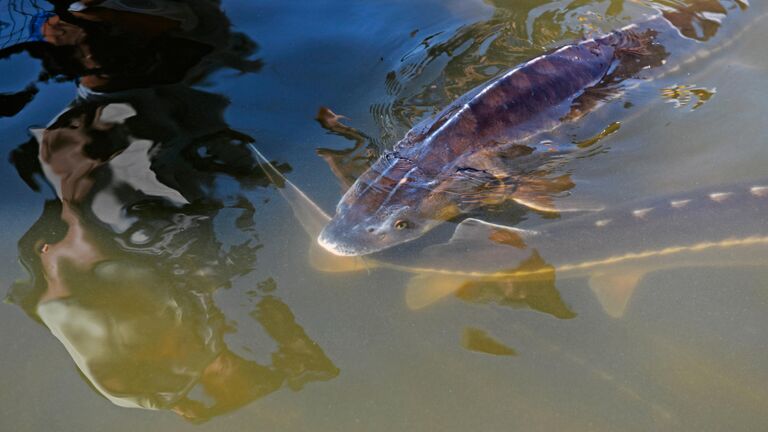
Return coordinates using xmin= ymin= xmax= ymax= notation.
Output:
xmin=589 ymin=268 xmax=646 ymax=318
xmin=511 ymin=174 xmax=575 ymax=214
xmin=450 ymin=218 xmax=539 ymax=244
xmin=447 ymin=168 xmax=599 ymax=215
xmin=405 ymin=274 xmax=468 ymax=310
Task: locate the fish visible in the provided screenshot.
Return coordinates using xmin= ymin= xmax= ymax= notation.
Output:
xmin=399 ymin=182 xmax=768 ymax=316
xmin=252 ymin=145 xmax=768 ymax=318
xmin=317 ymin=2 xmax=756 ymax=256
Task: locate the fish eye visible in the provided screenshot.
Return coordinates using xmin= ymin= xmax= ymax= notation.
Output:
xmin=394 ymin=219 xmax=411 ymax=230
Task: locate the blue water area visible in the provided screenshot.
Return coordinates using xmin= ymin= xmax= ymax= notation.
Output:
xmin=1 ymin=1 xmax=767 ymax=431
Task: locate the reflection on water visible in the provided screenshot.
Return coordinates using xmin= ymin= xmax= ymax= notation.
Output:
xmin=661 ymin=84 xmax=716 ymax=110
xmin=315 ymin=106 xmax=378 ymax=190
xmin=0 ymin=0 xmax=766 ymax=430
xmin=454 ymin=268 xmax=577 ymax=320
xmin=4 ymin=0 xmax=336 ymax=422
xmin=461 ymin=327 xmax=517 ymax=356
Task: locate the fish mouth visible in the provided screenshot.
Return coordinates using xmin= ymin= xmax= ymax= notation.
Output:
xmin=316 ymin=232 xmax=377 ymax=257
xmin=316 ymin=225 xmax=385 ymax=257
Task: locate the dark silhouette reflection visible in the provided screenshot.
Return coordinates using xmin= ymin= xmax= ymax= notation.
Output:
xmin=454 ymin=253 xmax=576 ymax=320
xmin=315 ymin=107 xmax=378 ymax=190
xmin=401 ymin=248 xmax=575 ymax=319
xmin=461 ymin=327 xmax=517 ymax=356
xmin=0 ymin=0 xmax=261 ymax=112
xmin=6 ymin=0 xmax=337 ymax=422
xmin=456 ymin=278 xmax=574 ymax=318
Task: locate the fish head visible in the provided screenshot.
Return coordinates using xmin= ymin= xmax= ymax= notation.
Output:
xmin=318 ymin=156 xmax=458 ymax=256
xmin=318 ymin=201 xmax=443 ymax=256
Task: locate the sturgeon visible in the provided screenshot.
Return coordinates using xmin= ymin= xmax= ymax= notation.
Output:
xmin=399 ymin=184 xmax=768 ymax=316
xmin=317 ymin=1 xmax=756 ymax=256
xmin=252 ymin=145 xmax=768 ymax=318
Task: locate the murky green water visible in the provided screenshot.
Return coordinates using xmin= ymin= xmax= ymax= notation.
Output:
xmin=1 ymin=0 xmax=767 ymax=430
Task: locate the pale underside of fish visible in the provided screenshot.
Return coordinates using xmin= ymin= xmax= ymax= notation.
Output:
xmin=252 ymin=145 xmax=768 ymax=319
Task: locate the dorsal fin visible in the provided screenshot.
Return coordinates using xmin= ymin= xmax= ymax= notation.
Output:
xmin=510 ymin=174 xmax=574 ymax=213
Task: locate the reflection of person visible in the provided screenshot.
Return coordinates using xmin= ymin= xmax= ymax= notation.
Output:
xmin=16 ymin=198 xmax=337 ymax=420
xmin=6 ymin=0 xmax=339 ymax=423
xmin=315 ymin=107 xmax=379 ymax=189
xmin=0 ymin=0 xmax=260 ymax=113
xmin=10 ymin=62 xmax=336 ymax=427
xmin=18 ymin=201 xmax=337 ymax=420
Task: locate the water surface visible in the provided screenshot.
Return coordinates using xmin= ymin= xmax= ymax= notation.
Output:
xmin=1 ymin=0 xmax=767 ymax=430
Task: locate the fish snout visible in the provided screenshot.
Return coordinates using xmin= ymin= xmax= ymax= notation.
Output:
xmin=317 ymin=220 xmax=387 ymax=256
